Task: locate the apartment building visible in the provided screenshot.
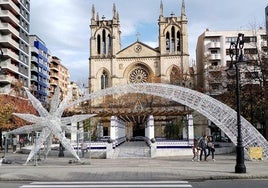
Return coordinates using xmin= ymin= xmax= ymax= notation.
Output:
xmin=196 ymin=28 xmax=267 ymax=95
xmin=70 ymin=81 xmax=80 ymax=101
xmin=0 ymin=0 xmax=30 ymax=94
xmin=29 ymin=35 xmax=50 ymax=104
xmin=49 ymin=56 xmax=70 ymax=98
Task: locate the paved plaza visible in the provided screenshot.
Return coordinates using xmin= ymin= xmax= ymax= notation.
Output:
xmin=0 ymin=151 xmax=268 ymax=182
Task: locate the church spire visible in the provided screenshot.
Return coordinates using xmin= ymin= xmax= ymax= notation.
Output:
xmin=91 ymin=4 xmax=95 ymax=20
xmin=113 ymin=3 xmax=117 ymax=19
xmin=117 ymin=11 xmax=120 ymax=21
xmin=181 ymin=0 xmax=186 ymax=17
xmin=96 ymin=12 xmax=99 ymax=21
xmin=160 ymin=0 xmax=163 ymax=16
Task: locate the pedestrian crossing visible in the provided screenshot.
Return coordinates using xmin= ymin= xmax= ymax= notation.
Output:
xmin=20 ymin=181 xmax=192 ymax=188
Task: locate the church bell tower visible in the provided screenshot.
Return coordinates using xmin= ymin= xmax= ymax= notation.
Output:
xmin=89 ymin=4 xmax=121 ymax=58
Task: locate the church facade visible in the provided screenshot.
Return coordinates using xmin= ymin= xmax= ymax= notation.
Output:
xmin=88 ymin=1 xmax=193 ymax=139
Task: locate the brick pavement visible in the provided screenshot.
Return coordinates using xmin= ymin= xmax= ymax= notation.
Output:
xmin=0 ymin=152 xmax=268 ymax=181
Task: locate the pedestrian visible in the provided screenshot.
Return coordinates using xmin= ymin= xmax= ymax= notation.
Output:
xmin=198 ymin=135 xmax=207 ymax=161
xmin=19 ymin=137 xmax=24 ymax=150
xmin=3 ymin=137 xmax=8 ymax=153
xmin=192 ymin=138 xmax=200 ymax=161
xmin=12 ymin=135 xmax=17 ymax=153
xmin=206 ymin=136 xmax=215 ymax=161
xmin=81 ymin=142 xmax=88 ymax=158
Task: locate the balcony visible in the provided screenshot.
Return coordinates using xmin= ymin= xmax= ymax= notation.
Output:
xmin=0 ymin=0 xmax=20 ymax=13
xmin=31 ymin=66 xmax=38 ymax=73
xmin=210 ymin=54 xmax=221 ymax=60
xmin=0 ymin=8 xmax=19 ymax=25
xmin=31 ymin=56 xmax=38 ymax=63
xmin=208 ymin=42 xmax=220 ymax=49
xmin=1 ymin=59 xmax=19 ymax=72
xmin=50 ymin=72 xmax=59 ymax=79
xmin=0 ymin=34 xmax=19 ymax=50
xmin=2 ymin=48 xmax=19 ymax=61
xmin=207 ymin=65 xmax=222 ymax=72
xmin=208 ymin=78 xmax=222 ymax=84
xmin=50 ymin=64 xmax=59 ymax=72
xmin=261 ymin=40 xmax=267 ymax=47
xmin=0 ymin=74 xmax=16 ymax=83
xmin=50 ymin=79 xmax=59 ymax=86
xmin=0 ymin=21 xmax=19 ymax=37
xmin=31 ymin=47 xmax=39 ymax=55
xmin=30 ymin=75 xmax=38 ymax=82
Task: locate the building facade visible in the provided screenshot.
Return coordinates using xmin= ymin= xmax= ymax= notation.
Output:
xmin=196 ymin=28 xmax=267 ymax=138
xmin=29 ymin=35 xmax=50 ymax=104
xmin=49 ymin=56 xmax=70 ymax=98
xmin=196 ymin=28 xmax=267 ymax=95
xmin=89 ymin=1 xmax=193 ymax=138
xmin=0 ymin=0 xmax=30 ymax=94
xmin=70 ymin=81 xmax=80 ymax=101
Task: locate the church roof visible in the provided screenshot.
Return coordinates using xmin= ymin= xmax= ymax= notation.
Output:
xmin=116 ymin=41 xmax=159 ymax=58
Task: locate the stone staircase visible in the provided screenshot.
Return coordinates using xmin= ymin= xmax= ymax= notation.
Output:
xmin=114 ymin=141 xmax=150 ymax=158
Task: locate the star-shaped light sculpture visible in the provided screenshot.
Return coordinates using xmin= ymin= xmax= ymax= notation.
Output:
xmin=9 ymin=87 xmax=96 ymax=164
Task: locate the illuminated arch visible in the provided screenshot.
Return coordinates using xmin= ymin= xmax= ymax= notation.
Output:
xmin=67 ymin=83 xmax=268 ymax=156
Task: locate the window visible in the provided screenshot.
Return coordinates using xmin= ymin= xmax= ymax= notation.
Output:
xmin=107 ymin=34 xmax=111 ymax=54
xmin=211 ymin=62 xmax=218 ymax=66
xmin=101 ymin=71 xmax=108 ymax=89
xmin=244 ymin=36 xmax=257 ymax=43
xmin=176 ymin=31 xmax=180 ymax=51
xmin=166 ymin=32 xmax=170 ymax=51
xmin=245 ymin=71 xmax=258 ymax=79
xmin=211 ymin=50 xmax=217 ymax=54
xmin=97 ymin=34 xmax=101 ymax=54
xmin=171 ymin=26 xmax=175 ymax=52
xmin=244 ymin=48 xmax=257 ymax=54
xmin=225 ymin=37 xmax=237 ymax=43
xmin=129 ymin=65 xmax=149 ymax=83
xmin=102 ymin=29 xmax=106 ymax=54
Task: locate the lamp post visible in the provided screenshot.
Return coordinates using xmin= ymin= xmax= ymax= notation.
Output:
xmin=227 ymin=33 xmax=246 ymax=173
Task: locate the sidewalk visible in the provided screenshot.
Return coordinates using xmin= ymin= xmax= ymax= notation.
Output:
xmin=0 ymin=152 xmax=268 ymax=181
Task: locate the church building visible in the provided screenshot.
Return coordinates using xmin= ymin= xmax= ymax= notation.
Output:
xmin=88 ymin=0 xmax=193 ymax=139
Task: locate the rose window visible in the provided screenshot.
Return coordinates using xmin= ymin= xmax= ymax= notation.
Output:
xmin=129 ymin=67 xmax=148 ymax=83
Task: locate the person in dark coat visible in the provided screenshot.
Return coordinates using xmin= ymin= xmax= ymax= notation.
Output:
xmin=198 ymin=135 xmax=207 ymax=161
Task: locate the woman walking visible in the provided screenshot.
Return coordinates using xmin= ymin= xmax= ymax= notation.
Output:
xmin=206 ymin=136 xmax=215 ymax=161
xmin=192 ymin=138 xmax=200 ymax=161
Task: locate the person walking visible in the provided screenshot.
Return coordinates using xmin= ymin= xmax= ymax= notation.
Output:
xmin=12 ymin=135 xmax=17 ymax=153
xmin=198 ymin=135 xmax=207 ymax=161
xmin=192 ymin=138 xmax=200 ymax=161
xmin=19 ymin=137 xmax=24 ymax=150
xmin=206 ymin=136 xmax=215 ymax=161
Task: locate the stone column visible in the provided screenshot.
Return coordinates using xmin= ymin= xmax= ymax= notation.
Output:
xmin=110 ymin=116 xmax=126 ymax=140
xmin=110 ymin=116 xmax=117 ymax=141
xmin=71 ymin=122 xmax=77 ymax=143
xmin=97 ymin=122 xmax=103 ymax=138
xmin=187 ymin=114 xmax=194 ymax=144
xmin=145 ymin=115 xmax=154 ymax=139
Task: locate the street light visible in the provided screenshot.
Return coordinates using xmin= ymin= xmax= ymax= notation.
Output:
xmin=226 ymin=33 xmax=246 ymax=173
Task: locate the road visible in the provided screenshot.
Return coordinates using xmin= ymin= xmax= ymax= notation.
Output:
xmin=1 ymin=179 xmax=268 ymax=188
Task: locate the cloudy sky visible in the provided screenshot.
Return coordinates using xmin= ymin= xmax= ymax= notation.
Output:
xmin=30 ymin=0 xmax=267 ymax=85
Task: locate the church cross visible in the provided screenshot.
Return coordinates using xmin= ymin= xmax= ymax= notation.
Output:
xmin=136 ymin=32 xmax=140 ymax=41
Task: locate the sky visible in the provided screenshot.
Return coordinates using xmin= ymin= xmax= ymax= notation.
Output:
xmin=30 ymin=0 xmax=267 ymax=85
